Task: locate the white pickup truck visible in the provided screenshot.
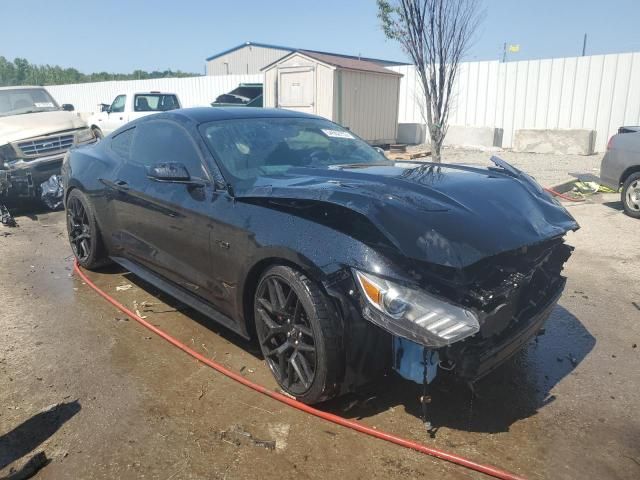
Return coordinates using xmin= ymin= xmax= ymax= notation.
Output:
xmin=88 ymin=91 xmax=181 ymax=138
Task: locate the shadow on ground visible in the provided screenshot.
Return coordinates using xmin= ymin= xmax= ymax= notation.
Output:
xmin=602 ymin=200 xmax=624 ymax=212
xmin=324 ymin=305 xmax=595 ymax=434
xmin=0 ymin=401 xmax=81 ymax=470
xmin=97 ymin=264 xmax=262 ymax=359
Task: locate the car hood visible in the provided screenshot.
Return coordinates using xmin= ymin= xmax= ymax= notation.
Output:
xmin=234 ymin=158 xmax=579 ymax=268
xmin=0 ymin=111 xmax=86 ymax=145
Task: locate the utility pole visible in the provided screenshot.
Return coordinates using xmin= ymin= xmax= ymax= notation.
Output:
xmin=582 ymin=34 xmax=588 ymax=56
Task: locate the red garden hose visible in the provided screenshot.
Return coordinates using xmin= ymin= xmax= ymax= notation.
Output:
xmin=74 ymin=260 xmax=526 ymax=480
xmin=544 ymin=187 xmax=585 ymax=202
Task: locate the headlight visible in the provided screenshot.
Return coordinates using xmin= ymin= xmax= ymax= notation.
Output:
xmin=75 ymin=128 xmax=95 ymax=144
xmin=353 ymin=270 xmax=479 ymax=348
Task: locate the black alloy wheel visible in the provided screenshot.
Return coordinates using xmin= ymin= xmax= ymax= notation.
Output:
xmin=254 ymin=265 xmax=343 ymax=404
xmin=65 ymin=189 xmax=110 ymax=269
xmin=256 ymin=274 xmax=317 ymax=394
xmin=67 ymin=195 xmax=92 ymax=263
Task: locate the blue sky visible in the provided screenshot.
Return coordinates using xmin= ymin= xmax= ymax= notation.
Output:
xmin=2 ymin=0 xmax=639 ymax=73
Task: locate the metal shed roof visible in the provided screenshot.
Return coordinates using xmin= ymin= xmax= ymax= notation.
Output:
xmin=205 ymin=41 xmax=409 ymax=66
xmin=261 ymin=50 xmax=403 ymax=76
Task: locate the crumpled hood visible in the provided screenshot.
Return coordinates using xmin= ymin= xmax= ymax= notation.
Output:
xmin=0 ymin=111 xmax=86 ymax=145
xmin=235 ymin=159 xmax=579 ymax=268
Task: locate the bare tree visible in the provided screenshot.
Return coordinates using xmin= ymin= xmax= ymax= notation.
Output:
xmin=377 ymin=0 xmax=483 ymax=162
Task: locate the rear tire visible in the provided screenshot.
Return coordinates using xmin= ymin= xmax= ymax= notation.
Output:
xmin=622 ymin=172 xmax=640 ymax=219
xmin=254 ymin=265 xmax=343 ymax=404
xmin=66 ymin=189 xmax=111 ymax=269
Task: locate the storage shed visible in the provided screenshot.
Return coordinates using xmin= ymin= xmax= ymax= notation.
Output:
xmin=262 ymin=51 xmax=403 ymax=144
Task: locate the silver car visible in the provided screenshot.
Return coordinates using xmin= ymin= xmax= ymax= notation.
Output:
xmin=600 ymin=126 xmax=640 ymax=218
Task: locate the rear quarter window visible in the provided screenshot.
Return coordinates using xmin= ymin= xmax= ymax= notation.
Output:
xmin=110 ymin=127 xmax=135 ymax=159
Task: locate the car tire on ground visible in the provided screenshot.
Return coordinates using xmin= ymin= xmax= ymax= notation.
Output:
xmin=254 ymin=265 xmax=343 ymax=404
xmin=66 ymin=189 xmax=111 ymax=269
xmin=91 ymin=127 xmax=103 ymax=140
xmin=621 ymin=172 xmax=640 ymax=219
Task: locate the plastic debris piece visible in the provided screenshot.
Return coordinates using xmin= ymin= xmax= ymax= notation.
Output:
xmin=1 ymin=203 xmax=17 ymax=227
xmin=40 ymin=175 xmax=64 ymax=210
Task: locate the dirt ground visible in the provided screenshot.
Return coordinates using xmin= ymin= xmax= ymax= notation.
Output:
xmin=1 ymin=192 xmax=639 ymax=480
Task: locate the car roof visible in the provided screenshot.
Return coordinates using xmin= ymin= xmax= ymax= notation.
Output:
xmin=0 ymin=85 xmax=50 ymax=91
xmin=169 ymin=107 xmax=321 ymax=124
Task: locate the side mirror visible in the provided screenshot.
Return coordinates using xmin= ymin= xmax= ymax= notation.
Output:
xmin=147 ymin=162 xmax=202 ymax=185
xmin=99 ymin=103 xmax=110 ymax=113
xmin=374 ymin=146 xmax=387 ymax=157
xmin=61 ymin=104 xmax=75 ymax=112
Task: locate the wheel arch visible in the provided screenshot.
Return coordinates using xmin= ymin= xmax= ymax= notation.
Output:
xmin=620 ymin=165 xmax=640 ymax=186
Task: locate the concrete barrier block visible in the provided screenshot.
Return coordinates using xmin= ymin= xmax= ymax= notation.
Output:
xmin=513 ymin=129 xmax=596 ymax=155
xmin=397 ymin=123 xmax=426 ymax=145
xmin=443 ymin=125 xmax=503 ymax=150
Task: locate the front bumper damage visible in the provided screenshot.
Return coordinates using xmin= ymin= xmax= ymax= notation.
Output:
xmin=1 ymin=133 xmax=96 ymax=202
xmin=327 ymin=236 xmax=573 ymax=392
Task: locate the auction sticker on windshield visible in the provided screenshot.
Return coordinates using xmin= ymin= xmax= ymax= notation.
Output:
xmin=34 ymin=102 xmax=54 ymax=108
xmin=321 ymin=129 xmax=354 ymax=139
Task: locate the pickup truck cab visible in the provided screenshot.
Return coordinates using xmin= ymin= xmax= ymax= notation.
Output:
xmin=0 ymin=85 xmax=96 ymax=202
xmin=88 ymin=92 xmax=181 ymax=138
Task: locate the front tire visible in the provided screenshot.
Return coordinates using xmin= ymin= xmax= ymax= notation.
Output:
xmin=66 ymin=189 xmax=111 ymax=269
xmin=254 ymin=265 xmax=343 ymax=404
xmin=91 ymin=127 xmax=104 ymax=141
xmin=622 ymin=172 xmax=640 ymax=219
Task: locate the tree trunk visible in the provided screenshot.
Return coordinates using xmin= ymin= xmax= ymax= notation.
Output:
xmin=429 ymin=124 xmax=442 ymax=163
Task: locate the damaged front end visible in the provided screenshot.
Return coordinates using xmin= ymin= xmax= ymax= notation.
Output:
xmin=351 ymin=237 xmax=573 ymax=386
xmin=0 ymin=130 xmax=95 ymax=203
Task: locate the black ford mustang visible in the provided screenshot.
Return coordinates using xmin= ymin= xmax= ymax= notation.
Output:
xmin=63 ymin=108 xmax=578 ymax=404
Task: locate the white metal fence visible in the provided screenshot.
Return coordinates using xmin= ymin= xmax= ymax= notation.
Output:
xmin=46 ymin=52 xmax=640 ymax=152
xmin=46 ymin=74 xmax=262 ymax=114
xmin=391 ymin=51 xmax=640 ymax=152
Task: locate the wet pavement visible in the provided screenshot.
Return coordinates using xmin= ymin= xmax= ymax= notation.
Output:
xmin=0 ymin=194 xmax=639 ymax=479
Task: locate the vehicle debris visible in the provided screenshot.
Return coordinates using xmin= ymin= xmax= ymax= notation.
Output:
xmin=1 ymin=203 xmax=17 ymax=227
xmin=40 ymin=175 xmax=64 ymax=210
xmin=218 ymin=425 xmax=276 ymax=450
xmin=115 ymin=284 xmax=133 ymax=292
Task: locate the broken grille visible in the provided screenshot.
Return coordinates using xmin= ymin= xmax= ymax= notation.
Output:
xmin=17 ymin=134 xmax=75 ymax=158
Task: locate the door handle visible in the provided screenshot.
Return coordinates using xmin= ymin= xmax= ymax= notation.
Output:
xmin=114 ymin=179 xmax=129 ymax=190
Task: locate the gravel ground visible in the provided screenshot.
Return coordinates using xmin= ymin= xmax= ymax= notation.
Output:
xmin=406 ymin=146 xmax=604 ymax=188
xmin=1 ymin=194 xmax=639 ymax=480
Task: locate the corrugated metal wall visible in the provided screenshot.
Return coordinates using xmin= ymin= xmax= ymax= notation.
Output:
xmin=46 ymin=74 xmax=262 ymax=114
xmin=391 ymin=52 xmax=640 ymax=152
xmin=206 ymin=45 xmax=290 ymax=75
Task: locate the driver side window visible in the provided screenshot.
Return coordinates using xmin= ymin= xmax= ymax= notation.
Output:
xmin=110 ymin=95 xmax=126 ymax=113
xmin=130 ymin=120 xmax=207 ymax=179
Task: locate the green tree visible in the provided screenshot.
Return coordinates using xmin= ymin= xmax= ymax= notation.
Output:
xmin=0 ymin=56 xmax=200 ymax=87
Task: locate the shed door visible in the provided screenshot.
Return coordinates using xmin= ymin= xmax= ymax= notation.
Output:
xmin=277 ymin=68 xmax=315 ymax=113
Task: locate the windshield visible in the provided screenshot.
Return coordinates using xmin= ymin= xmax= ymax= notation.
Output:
xmin=0 ymin=88 xmax=60 ymax=117
xmin=200 ymin=117 xmax=387 ymax=184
